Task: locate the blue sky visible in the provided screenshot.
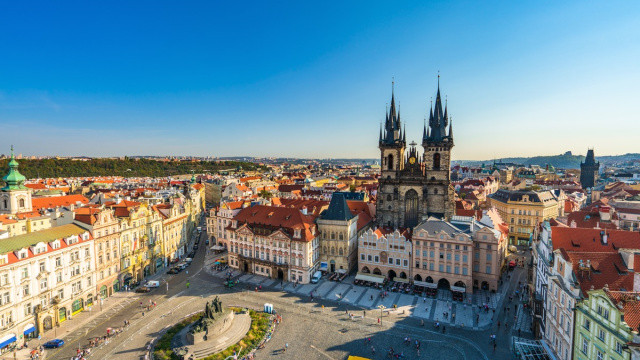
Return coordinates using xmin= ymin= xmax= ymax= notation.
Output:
xmin=1 ymin=1 xmax=639 ymax=160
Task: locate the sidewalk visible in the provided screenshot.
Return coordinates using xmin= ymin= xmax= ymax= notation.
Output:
xmin=8 ymin=270 xmax=168 ymax=360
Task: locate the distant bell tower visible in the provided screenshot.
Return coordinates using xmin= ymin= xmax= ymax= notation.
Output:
xmin=580 ymin=148 xmax=599 ymax=189
xmin=422 ymin=77 xmax=455 ymax=219
xmin=0 ymin=146 xmax=32 ymax=215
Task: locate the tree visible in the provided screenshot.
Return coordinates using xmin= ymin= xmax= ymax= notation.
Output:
xmin=258 ymin=189 xmax=273 ymax=199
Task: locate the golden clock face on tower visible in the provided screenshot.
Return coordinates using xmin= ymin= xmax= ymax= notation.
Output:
xmin=409 ymin=157 xmax=416 ymax=164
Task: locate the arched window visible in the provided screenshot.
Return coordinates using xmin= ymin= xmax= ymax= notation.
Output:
xmin=19 ymin=199 xmax=25 ymax=208
xmin=387 ymin=154 xmax=394 ymax=170
xmin=330 ymin=247 xmax=335 ymax=255
xmin=2 ymin=199 xmax=6 ymax=208
xmin=338 ymin=247 xmax=344 ymax=256
xmin=338 ymin=233 xmax=344 ymax=241
xmin=330 ymin=232 xmax=335 ymax=240
xmin=323 ymin=246 xmax=327 ymax=254
xmin=386 ymin=194 xmax=391 ymax=201
xmin=433 ymin=153 xmax=441 ymax=169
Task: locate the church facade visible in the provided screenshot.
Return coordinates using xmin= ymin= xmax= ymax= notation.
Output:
xmin=376 ymin=82 xmax=455 ymax=229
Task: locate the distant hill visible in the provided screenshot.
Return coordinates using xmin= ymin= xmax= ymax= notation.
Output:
xmin=455 ymin=153 xmax=640 ymax=169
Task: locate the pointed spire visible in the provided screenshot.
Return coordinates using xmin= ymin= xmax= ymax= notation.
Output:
xmin=444 ymin=96 xmax=448 ymax=127
xmin=423 ymin=118 xmax=427 ymax=139
xmin=448 ymin=118 xmax=453 ymax=140
xmin=379 ymin=122 xmax=383 ymax=143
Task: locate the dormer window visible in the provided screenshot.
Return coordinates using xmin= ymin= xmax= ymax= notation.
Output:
xmin=294 ymin=229 xmax=301 ymax=238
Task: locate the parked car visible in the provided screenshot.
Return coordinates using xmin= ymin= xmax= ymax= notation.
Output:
xmin=43 ymin=339 xmax=65 ymax=348
xmin=194 ymin=245 xmax=199 ymax=250
xmin=145 ymin=280 xmax=160 ymax=288
xmin=136 ymin=286 xmax=151 ymax=293
xmin=167 ymin=268 xmax=179 ymax=274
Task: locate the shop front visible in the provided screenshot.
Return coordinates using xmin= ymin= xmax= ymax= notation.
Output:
xmin=58 ymin=307 xmax=67 ymax=323
xmin=23 ymin=323 xmax=37 ymax=340
xmin=0 ymin=333 xmax=17 ymax=354
xmin=113 ymin=279 xmax=120 ymax=292
xmin=72 ymin=299 xmax=84 ymax=315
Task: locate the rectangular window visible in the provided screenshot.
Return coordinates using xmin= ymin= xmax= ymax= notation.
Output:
xmin=474 ymin=263 xmax=480 ymax=272
xmin=423 ymin=262 xmax=427 ymax=269
xmin=374 ymin=256 xmax=379 ymax=263
xmin=463 ymin=255 xmax=468 ymax=263
xmin=416 ymin=261 xmax=420 ymax=268
xmin=429 ymin=263 xmax=434 ymax=271
xmin=388 ymin=257 xmax=393 ymax=265
xmin=462 ymin=267 xmax=468 ymax=275
xmin=616 ymin=342 xmax=623 ymax=354
xmin=446 ymin=253 xmax=451 ymax=260
xmin=454 ymin=266 xmax=459 ymax=274
xmin=446 ymin=265 xmax=451 ymax=273
xmin=423 ymin=250 xmax=427 ymax=257
xmin=39 ymin=262 xmax=45 ymax=272
xmin=598 ymin=329 xmax=604 ymax=341
xmin=403 ymin=259 xmax=408 ymax=267
xmin=396 ymin=258 xmax=400 ymax=266
xmin=439 ymin=253 xmax=444 ymax=259
xmin=582 ymin=338 xmax=588 ymax=354
xmin=23 ymin=285 xmax=29 ymax=296
xmin=596 ymin=351 xmax=603 ymax=360
xmin=486 ymin=265 xmax=491 ymax=274
xmin=438 ymin=264 xmax=444 ymax=272
xmin=21 ymin=267 xmax=29 ymax=279
xmin=368 ymin=255 xmax=372 ymax=262
xmin=361 ymin=254 xmax=365 ymax=261
xmin=430 ymin=251 xmax=434 ymax=258
xmin=486 ymin=253 xmax=492 ymax=261
xmin=584 ymin=319 xmax=590 ymax=330
xmin=475 ymin=252 xmax=479 ymax=260
xmin=454 ymin=254 xmax=460 ymax=262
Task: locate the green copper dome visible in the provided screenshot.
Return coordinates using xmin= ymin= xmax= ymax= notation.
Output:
xmin=2 ymin=146 xmax=27 ymax=191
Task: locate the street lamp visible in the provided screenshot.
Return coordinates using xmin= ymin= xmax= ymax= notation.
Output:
xmin=378 ymin=305 xmax=385 ymax=326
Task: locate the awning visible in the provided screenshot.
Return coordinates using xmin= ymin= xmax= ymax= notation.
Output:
xmin=319 ymin=262 xmax=328 ymax=270
xmin=23 ymin=324 xmax=36 ymax=335
xmin=337 ymin=269 xmax=347 ymax=274
xmin=451 ymin=285 xmax=467 ymax=293
xmin=210 ymin=245 xmax=225 ymax=250
xmin=0 ymin=333 xmax=16 ymax=348
xmin=393 ymin=277 xmax=410 ymax=284
xmin=413 ymin=281 xmax=437 ymax=289
xmin=355 ymin=273 xmax=385 ymax=284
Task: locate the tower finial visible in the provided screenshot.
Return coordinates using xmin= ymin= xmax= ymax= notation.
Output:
xmin=438 ymin=70 xmax=440 ymax=88
xmin=392 ymin=77 xmax=395 ymax=95
xmin=11 ymin=145 xmax=14 ymax=157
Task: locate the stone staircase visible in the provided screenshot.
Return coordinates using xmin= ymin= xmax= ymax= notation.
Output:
xmin=190 ymin=313 xmax=252 ymax=359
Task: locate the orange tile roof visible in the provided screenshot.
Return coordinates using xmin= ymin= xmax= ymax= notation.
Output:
xmin=605 ymin=291 xmax=640 ymax=332
xmin=31 ymin=194 xmax=89 ymax=211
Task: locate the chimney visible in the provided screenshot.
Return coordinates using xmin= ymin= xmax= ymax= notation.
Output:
xmin=603 ymin=231 xmax=608 ymax=245
xmin=570 ymin=220 xmax=577 ymax=228
xmin=596 ymin=221 xmax=600 ymax=229
xmin=301 ymin=206 xmax=308 ymax=215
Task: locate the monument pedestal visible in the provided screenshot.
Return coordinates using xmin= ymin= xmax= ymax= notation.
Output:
xmin=186 ymin=310 xmax=235 ymax=345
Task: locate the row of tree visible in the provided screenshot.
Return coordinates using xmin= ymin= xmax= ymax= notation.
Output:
xmin=0 ymin=158 xmax=266 ymax=179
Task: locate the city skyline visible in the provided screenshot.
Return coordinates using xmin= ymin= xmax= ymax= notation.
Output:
xmin=1 ymin=1 xmax=639 ymax=159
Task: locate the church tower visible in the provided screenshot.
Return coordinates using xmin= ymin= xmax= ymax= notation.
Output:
xmin=1 ymin=146 xmax=32 ymax=215
xmin=379 ymin=82 xmax=406 ymax=178
xmin=422 ymin=78 xmax=455 ymax=220
xmin=376 ymin=79 xmax=455 ymax=229
xmin=580 ymin=148 xmax=599 ymax=189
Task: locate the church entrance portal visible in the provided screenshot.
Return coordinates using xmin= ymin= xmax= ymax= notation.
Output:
xmin=404 ymin=190 xmax=419 ymax=228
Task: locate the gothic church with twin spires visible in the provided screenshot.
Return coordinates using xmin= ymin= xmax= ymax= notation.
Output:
xmin=376 ymin=81 xmax=455 ymax=229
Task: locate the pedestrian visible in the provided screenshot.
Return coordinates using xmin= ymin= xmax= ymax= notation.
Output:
xmin=421 ymin=319 xmax=424 ymax=326
xmin=518 ymin=328 xmax=521 ymax=336
xmin=423 ymin=297 xmax=426 ymax=303
xmin=442 ymin=325 xmax=446 ymax=333
xmin=186 ymin=282 xmax=190 ymax=288
xmin=493 ymin=342 xmax=497 ymax=352
xmin=364 ymin=310 xmax=366 ymax=317
xmin=142 ymin=311 xmax=145 ymax=317
xmin=378 ymin=317 xmax=380 ymax=325
xmin=321 ymin=305 xmax=324 ymax=312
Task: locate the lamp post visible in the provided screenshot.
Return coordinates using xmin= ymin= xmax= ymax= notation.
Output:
xmin=378 ymin=305 xmax=385 ymax=326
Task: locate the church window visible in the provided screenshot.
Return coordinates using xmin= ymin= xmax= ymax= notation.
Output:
xmin=339 ymin=233 xmax=344 ymax=240
xmin=433 ymin=153 xmax=441 ymax=169
xmin=19 ymin=199 xmax=25 ymax=208
xmin=388 ymin=154 xmax=394 ymax=170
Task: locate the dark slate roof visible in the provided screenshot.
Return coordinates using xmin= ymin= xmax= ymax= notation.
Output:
xmin=339 ymin=192 xmax=366 ymax=201
xmin=489 ymin=189 xmax=556 ymax=203
xmin=321 ymin=193 xmax=354 ymax=221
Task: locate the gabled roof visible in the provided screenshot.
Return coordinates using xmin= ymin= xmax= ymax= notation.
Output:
xmin=551 ymin=227 xmax=640 ymax=253
xmin=232 ymin=205 xmax=317 ymax=241
xmin=0 ymin=224 xmax=90 ymax=254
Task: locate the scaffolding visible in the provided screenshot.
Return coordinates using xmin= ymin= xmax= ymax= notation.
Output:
xmin=512 ymin=337 xmax=557 ymax=360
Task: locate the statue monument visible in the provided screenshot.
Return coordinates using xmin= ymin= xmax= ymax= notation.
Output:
xmin=186 ymin=297 xmax=233 ymax=345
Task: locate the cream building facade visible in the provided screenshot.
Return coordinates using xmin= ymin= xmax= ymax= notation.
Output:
xmin=358 ymin=228 xmax=412 ymax=280
xmin=317 ymin=193 xmax=359 ymax=273
xmin=0 ymin=225 xmax=96 ymax=346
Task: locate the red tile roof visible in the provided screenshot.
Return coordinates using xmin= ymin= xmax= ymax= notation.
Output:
xmin=566 ymin=210 xmax=619 ymax=230
xmin=31 ymin=194 xmax=89 ymax=211
xmin=605 ymin=290 xmax=640 ymax=332
xmin=231 ymin=205 xmax=317 ymax=241
xmin=551 ymin=227 xmax=640 ymax=253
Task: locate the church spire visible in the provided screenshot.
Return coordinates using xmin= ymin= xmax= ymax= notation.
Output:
xmin=2 ymin=146 xmax=27 ymax=191
xmin=423 ymin=118 xmax=427 ymax=139
xmin=448 ymin=118 xmax=453 ymax=142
